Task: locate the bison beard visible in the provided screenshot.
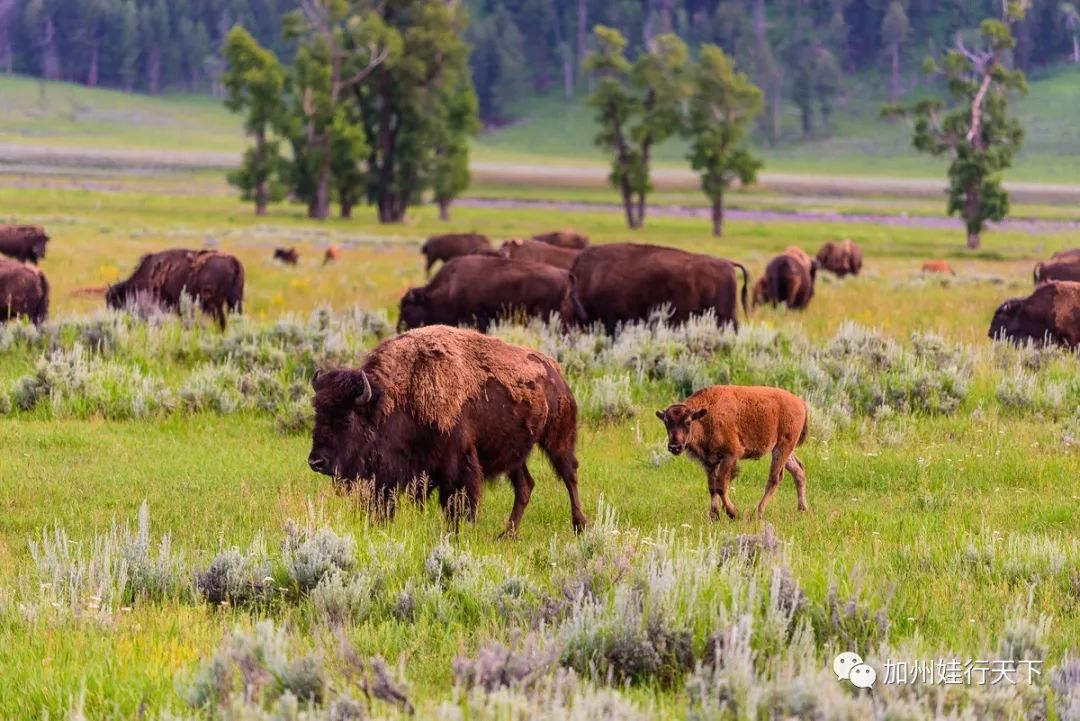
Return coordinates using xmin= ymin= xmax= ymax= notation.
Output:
xmin=307 ymin=326 xmax=588 ymax=535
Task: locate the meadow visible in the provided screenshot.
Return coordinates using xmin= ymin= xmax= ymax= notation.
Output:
xmin=1 ymin=173 xmax=1079 ymax=720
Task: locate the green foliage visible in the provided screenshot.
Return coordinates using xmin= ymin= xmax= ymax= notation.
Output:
xmin=684 ymin=45 xmax=763 ymax=236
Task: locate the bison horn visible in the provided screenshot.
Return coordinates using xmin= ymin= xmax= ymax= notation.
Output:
xmin=311 ymin=369 xmax=322 ymax=388
xmin=356 ymin=370 xmax=373 ymax=404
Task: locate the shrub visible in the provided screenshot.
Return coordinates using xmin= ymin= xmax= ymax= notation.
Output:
xmin=283 ymin=525 xmax=356 ymax=593
xmin=195 ymin=539 xmax=272 ymax=608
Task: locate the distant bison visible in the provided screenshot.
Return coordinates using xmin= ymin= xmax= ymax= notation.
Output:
xmin=0 ymin=224 xmax=49 ymax=264
xmin=323 ymin=245 xmax=341 ymax=265
xmin=274 ymin=247 xmax=299 ymax=265
xmin=989 ymin=280 xmax=1080 ymax=349
xmin=922 ymin=260 xmax=956 ymax=275
xmin=570 ymin=243 xmax=749 ymax=334
xmin=816 ymin=239 xmax=862 ymax=277
xmin=420 ymin=233 xmax=491 ymax=276
xmin=657 ymin=384 xmax=809 ymax=521
xmin=106 ymin=249 xmax=244 ymax=330
xmin=1033 ymin=257 xmax=1080 ymax=285
xmin=498 ymin=238 xmax=580 ymax=270
xmin=308 ymin=325 xmax=588 ymax=535
xmin=532 ymin=230 xmax=589 ymax=250
xmin=0 ymin=259 xmax=49 ymax=325
xmin=398 ymin=256 xmax=580 ymax=332
xmin=754 ymin=247 xmax=817 ymax=309
xmin=1051 ymin=248 xmax=1080 ymax=261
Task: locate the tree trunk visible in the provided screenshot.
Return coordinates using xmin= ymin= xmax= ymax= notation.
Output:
xmin=889 ymin=43 xmax=900 ymax=103
xmin=712 ymin=194 xmax=724 ymax=237
xmin=438 ymin=198 xmax=450 ymax=221
xmin=340 ymin=195 xmax=354 ymax=219
xmin=562 ymin=45 xmax=574 ymax=100
xmin=147 ymin=48 xmax=162 ymax=94
xmin=41 ymin=16 xmax=61 ymax=81
xmin=576 ymin=0 xmax=587 ymax=85
xmin=620 ymin=187 xmax=637 ymax=229
xmin=313 ymin=149 xmax=331 ymax=220
xmin=964 ymin=184 xmax=981 ymax=250
xmin=0 ymin=0 xmax=13 ymax=74
xmin=87 ymin=42 xmax=99 ymax=87
xmin=253 ymin=128 xmax=267 ymax=216
xmin=1073 ymin=34 xmax=1079 ymax=63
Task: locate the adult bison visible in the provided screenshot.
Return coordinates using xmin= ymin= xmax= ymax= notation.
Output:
xmin=0 ymin=225 xmax=49 ymax=264
xmin=988 ymin=281 xmax=1080 ymax=349
xmin=532 ymin=230 xmax=589 ymax=250
xmin=398 ymin=255 xmax=580 ymax=332
xmin=0 ymin=259 xmax=49 ymax=325
xmin=106 ymin=249 xmax=244 ymax=330
xmin=274 ymin=247 xmax=299 ymax=265
xmin=816 ymin=239 xmax=862 ymax=277
xmin=753 ymin=247 xmax=817 ymax=310
xmin=498 ymin=238 xmax=580 ymax=270
xmin=420 ymin=232 xmax=491 ymax=276
xmin=1033 ymin=257 xmax=1080 ymax=285
xmin=570 ymin=243 xmax=749 ymax=334
xmin=307 ymin=325 xmax=588 ymax=535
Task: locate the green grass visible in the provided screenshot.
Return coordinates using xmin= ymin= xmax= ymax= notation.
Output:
xmin=1 ymin=185 xmax=1079 ymax=718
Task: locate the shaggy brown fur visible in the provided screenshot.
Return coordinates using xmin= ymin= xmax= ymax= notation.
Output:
xmin=755 ymin=248 xmax=816 ymax=309
xmin=531 ymin=230 xmax=589 ymax=249
xmin=1051 ymin=248 xmax=1080 ymax=261
xmin=656 ymin=385 xmax=809 ymax=520
xmin=1033 ymin=257 xmax=1080 ymax=285
xmin=499 ymin=238 xmax=580 ymax=270
xmin=989 ymin=280 xmax=1080 ymax=349
xmin=308 ymin=326 xmax=588 ymax=534
xmin=0 ymin=224 xmax=49 ymax=264
xmin=0 ymin=259 xmax=49 ymax=324
xmin=274 ymin=247 xmax=300 ymax=265
xmin=816 ymin=239 xmax=862 ymax=277
xmin=420 ymin=233 xmax=491 ymax=275
xmin=922 ymin=260 xmax=956 ymax=275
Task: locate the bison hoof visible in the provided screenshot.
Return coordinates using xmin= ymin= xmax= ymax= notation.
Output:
xmin=498 ymin=526 xmax=519 ymax=540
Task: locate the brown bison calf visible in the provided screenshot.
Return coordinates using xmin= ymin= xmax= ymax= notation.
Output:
xmin=308 ymin=325 xmax=588 ymax=535
xmin=989 ymin=280 xmax=1080 ymax=349
xmin=499 ymin=238 xmax=580 ymax=270
xmin=0 ymin=224 xmax=49 ymax=264
xmin=0 ymin=259 xmax=49 ymax=325
xmin=922 ymin=260 xmax=956 ymax=275
xmin=656 ymin=385 xmax=809 ymax=521
xmin=754 ymin=247 xmax=817 ymax=309
xmin=323 ymin=245 xmax=341 ymax=265
xmin=420 ymin=232 xmax=491 ymax=276
xmin=532 ymin=230 xmax=589 ymax=250
xmin=816 ymin=239 xmax=862 ymax=277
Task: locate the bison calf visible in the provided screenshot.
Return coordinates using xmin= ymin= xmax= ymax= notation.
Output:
xmin=656 ymin=385 xmax=809 ymax=521
xmin=421 ymin=233 xmax=491 ymax=276
xmin=308 ymin=325 xmax=588 ymax=535
xmin=922 ymin=260 xmax=955 ymax=275
xmin=0 ymin=224 xmax=49 ymax=264
xmin=0 ymin=259 xmax=49 ymax=325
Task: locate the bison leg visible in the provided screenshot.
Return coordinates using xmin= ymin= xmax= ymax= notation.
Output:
xmin=785 ymin=454 xmax=809 ymax=512
xmin=542 ymin=447 xmax=588 ymax=533
xmin=441 ymin=446 xmax=483 ymax=530
xmin=499 ymin=465 xmax=536 ymax=539
xmin=756 ymin=447 xmax=791 ymax=518
xmin=707 ymin=456 xmax=739 ymax=521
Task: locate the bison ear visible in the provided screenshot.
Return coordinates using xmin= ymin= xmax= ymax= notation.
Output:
xmin=691 ymin=408 xmax=708 ymax=422
xmin=655 ymin=409 xmax=666 ymax=421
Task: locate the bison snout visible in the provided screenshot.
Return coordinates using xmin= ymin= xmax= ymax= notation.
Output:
xmin=308 ymin=454 xmax=329 ymax=474
xmin=668 ymin=444 xmax=685 ymax=455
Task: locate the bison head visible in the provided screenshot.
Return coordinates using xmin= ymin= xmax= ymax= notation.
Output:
xmin=655 ymin=404 xmax=707 ymax=456
xmin=105 ymin=282 xmax=127 ymax=310
xmin=308 ymin=368 xmax=382 ymax=482
xmin=397 ymin=288 xmax=428 ymax=331
xmin=989 ymin=298 xmax=1043 ymax=345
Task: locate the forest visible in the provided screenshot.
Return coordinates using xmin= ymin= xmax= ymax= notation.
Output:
xmin=3 ymin=0 xmax=1079 ymax=131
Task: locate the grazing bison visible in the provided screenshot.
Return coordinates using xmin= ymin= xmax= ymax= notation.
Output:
xmin=922 ymin=260 xmax=956 ymax=275
xmin=498 ymin=238 xmax=580 ymax=270
xmin=1033 ymin=257 xmax=1080 ymax=285
xmin=989 ymin=280 xmax=1080 ymax=349
xmin=570 ymin=243 xmax=749 ymax=334
xmin=274 ymin=247 xmax=299 ymax=265
xmin=106 ymin=249 xmax=244 ymax=330
xmin=420 ymin=233 xmax=491 ymax=276
xmin=308 ymin=325 xmax=589 ymax=535
xmin=398 ymin=256 xmax=580 ymax=332
xmin=532 ymin=230 xmax=589 ymax=250
xmin=816 ymin=239 xmax=862 ymax=277
xmin=656 ymin=385 xmax=809 ymax=521
xmin=754 ymin=247 xmax=817 ymax=309
xmin=0 ymin=224 xmax=49 ymax=264
xmin=0 ymin=259 xmax=49 ymax=325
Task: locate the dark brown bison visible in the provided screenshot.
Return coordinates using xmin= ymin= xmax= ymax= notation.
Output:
xmin=308 ymin=325 xmax=588 ymax=535
xmin=1033 ymin=257 xmax=1080 ymax=285
xmin=989 ymin=281 xmax=1080 ymax=349
xmin=816 ymin=239 xmax=862 ymax=277
xmin=420 ymin=233 xmax=491 ymax=276
xmin=398 ymin=255 xmax=580 ymax=332
xmin=274 ymin=247 xmax=299 ymax=265
xmin=0 ymin=225 xmax=49 ymax=264
xmin=1051 ymin=248 xmax=1080 ymax=261
xmin=532 ymin=230 xmax=589 ymax=250
xmin=754 ymin=247 xmax=817 ymax=310
xmin=106 ymin=249 xmax=244 ymax=330
xmin=0 ymin=259 xmax=49 ymax=325
xmin=498 ymin=238 xmax=580 ymax=270
xmin=570 ymin=243 xmax=749 ymax=334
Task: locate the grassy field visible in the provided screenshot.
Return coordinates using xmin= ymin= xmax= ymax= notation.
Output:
xmin=0 ymin=182 xmax=1079 ymax=719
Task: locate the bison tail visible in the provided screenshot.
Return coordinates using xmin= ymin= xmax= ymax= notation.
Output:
xmin=228 ymin=258 xmax=245 ymax=316
xmin=567 ymin=273 xmax=588 ymax=327
xmin=34 ymin=271 xmax=50 ymax=326
xmin=731 ymin=261 xmax=750 ymax=320
xmin=798 ymin=406 xmax=809 ymax=446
